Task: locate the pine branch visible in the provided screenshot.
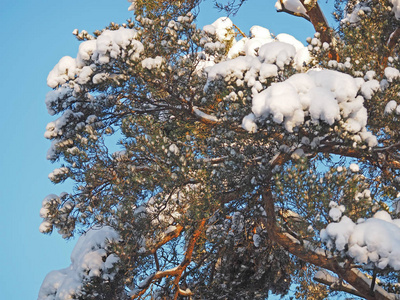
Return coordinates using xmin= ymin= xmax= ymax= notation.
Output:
xmin=262 ymin=177 xmax=396 ymax=300
xmin=191 ymin=106 xmax=220 ymax=125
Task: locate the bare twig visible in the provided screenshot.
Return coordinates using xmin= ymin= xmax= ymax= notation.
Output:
xmin=233 ymin=24 xmax=247 ymax=38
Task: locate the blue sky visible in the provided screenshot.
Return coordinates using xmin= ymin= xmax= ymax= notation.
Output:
xmin=0 ymin=0 xmax=328 ymax=298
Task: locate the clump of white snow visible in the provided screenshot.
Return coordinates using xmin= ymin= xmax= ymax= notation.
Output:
xmin=44 ymin=109 xmax=84 ymax=139
xmin=206 ymin=55 xmax=262 ymax=82
xmin=141 ymin=56 xmax=163 ymax=69
xmin=127 ymin=0 xmax=137 ymax=11
xmin=220 ymin=20 xmax=309 ymax=70
xmin=242 ymin=113 xmax=258 ymax=133
xmin=349 ymin=163 xmax=360 ymax=172
xmin=250 ymin=26 xmax=272 ymax=40
xmin=321 ymin=210 xmax=400 ymax=270
xmin=227 ymin=26 xmax=274 ymax=59
xmin=48 ymin=167 xmax=69 ymax=183
xmin=275 ymin=0 xmax=307 ymax=16
xmin=355 ymin=189 xmax=372 ymax=202
xmin=385 ymin=100 xmax=398 ymax=114
xmin=328 ymin=201 xmax=346 ymax=222
xmin=203 ymin=17 xmax=235 ymax=43
xmin=390 ymin=0 xmax=400 ymax=19
xmin=342 ymin=2 xmax=372 ymax=24
xmin=250 ymin=69 xmax=373 ymax=141
xmin=38 ymin=226 xmax=120 ymax=300
xmin=47 ymin=56 xmax=78 ymax=89
xmin=258 ymin=41 xmax=296 ymax=69
xmin=47 ymin=28 xmax=140 ymax=88
xmin=360 ymin=79 xmax=380 ymax=100
xmin=169 ymin=143 xmax=180 ymax=155
xmin=385 ymin=67 xmax=400 ymax=82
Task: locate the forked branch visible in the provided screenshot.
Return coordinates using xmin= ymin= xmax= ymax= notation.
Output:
xmin=131 ymin=219 xmax=206 ymax=299
xmin=143 ymin=224 xmax=184 ymax=255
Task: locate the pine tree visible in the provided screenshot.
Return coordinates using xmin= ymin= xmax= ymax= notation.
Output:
xmin=38 ymin=0 xmax=400 ymax=299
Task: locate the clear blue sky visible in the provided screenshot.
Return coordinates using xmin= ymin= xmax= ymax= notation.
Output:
xmin=0 ymin=0 xmax=330 ymax=298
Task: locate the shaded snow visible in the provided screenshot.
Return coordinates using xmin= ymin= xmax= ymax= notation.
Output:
xmin=38 ymin=226 xmax=119 ymax=300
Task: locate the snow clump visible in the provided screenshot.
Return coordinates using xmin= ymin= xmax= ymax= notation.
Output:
xmin=390 ymin=0 xmax=400 ymax=19
xmin=47 ymin=28 xmax=140 ymax=88
xmin=328 ymin=201 xmax=346 ymax=222
xmin=250 ymin=69 xmax=373 ymax=138
xmin=203 ymin=17 xmax=236 ymax=44
xmin=384 ymin=67 xmax=400 ymax=82
xmin=142 ymin=56 xmax=163 ymax=69
xmin=38 ymin=226 xmax=120 ymax=300
xmin=203 ymin=22 xmax=378 ymax=146
xmin=275 ymin=0 xmax=307 ymax=16
xmin=385 ymin=100 xmax=398 ymax=114
xmin=349 ymin=163 xmax=360 ymax=172
xmin=127 ymin=0 xmax=137 ymax=11
xmin=321 ymin=210 xmax=400 ymax=270
xmin=242 ymin=113 xmax=258 ymax=133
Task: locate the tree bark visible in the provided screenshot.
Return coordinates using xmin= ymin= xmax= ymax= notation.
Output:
xmin=298 ymin=0 xmax=338 ymax=60
xmin=383 ymin=27 xmax=400 ymax=67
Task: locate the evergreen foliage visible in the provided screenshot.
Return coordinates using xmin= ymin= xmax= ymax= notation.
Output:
xmin=39 ymin=1 xmax=400 ymax=299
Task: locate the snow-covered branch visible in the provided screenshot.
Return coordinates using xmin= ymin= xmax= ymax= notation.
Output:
xmin=276 ymin=0 xmax=311 ymax=21
xmin=38 ymin=227 xmax=120 ymax=300
xmin=263 ymin=186 xmax=400 ymax=300
xmin=314 ymin=269 xmax=370 ymax=298
xmin=191 ymin=106 xmax=220 ymax=125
